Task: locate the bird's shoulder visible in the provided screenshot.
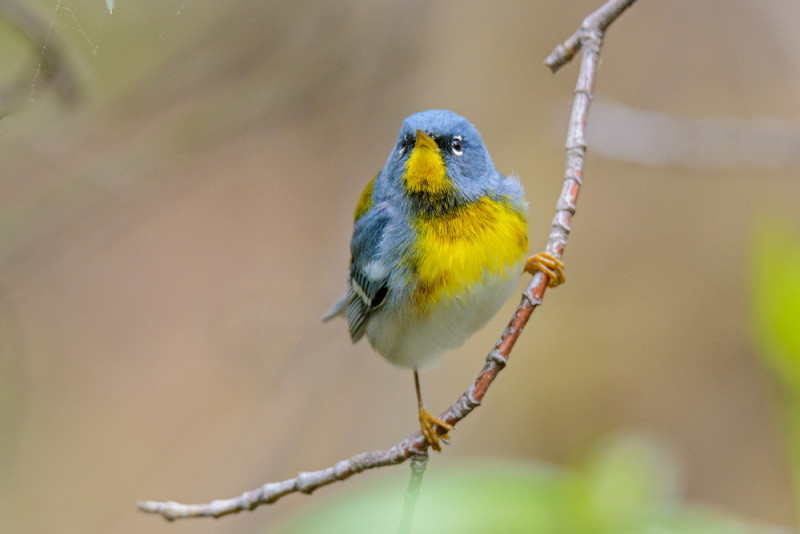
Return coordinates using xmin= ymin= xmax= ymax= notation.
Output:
xmin=345 ymin=194 xmax=406 ymax=341
xmin=353 ymin=174 xmax=378 ymax=223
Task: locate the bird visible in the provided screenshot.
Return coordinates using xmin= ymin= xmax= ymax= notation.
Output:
xmin=324 ymin=110 xmax=564 ymax=451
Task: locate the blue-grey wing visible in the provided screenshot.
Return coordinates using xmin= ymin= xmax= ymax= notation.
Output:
xmin=323 ymin=202 xmax=394 ymax=342
xmin=345 ymin=203 xmax=394 ymax=341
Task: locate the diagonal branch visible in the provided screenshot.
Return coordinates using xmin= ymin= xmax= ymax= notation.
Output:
xmin=137 ymin=0 xmax=638 ymax=521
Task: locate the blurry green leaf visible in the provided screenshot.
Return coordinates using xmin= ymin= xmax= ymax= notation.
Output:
xmin=751 ymin=216 xmax=800 ymax=525
xmin=752 ymin=218 xmax=800 ymax=393
xmin=273 ymin=460 xmax=562 ymax=534
xmin=561 ymin=435 xmax=679 ymax=533
xmin=270 ymin=435 xmax=774 ymax=534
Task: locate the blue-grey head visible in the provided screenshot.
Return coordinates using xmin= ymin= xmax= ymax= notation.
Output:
xmin=381 ymin=110 xmax=500 ymax=212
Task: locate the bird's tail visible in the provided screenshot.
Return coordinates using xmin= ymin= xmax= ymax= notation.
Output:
xmin=322 ymin=293 xmax=346 ymax=322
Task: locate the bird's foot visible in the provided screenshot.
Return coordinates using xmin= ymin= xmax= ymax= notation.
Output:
xmin=418 ymin=405 xmax=453 ymax=452
xmin=524 ymin=252 xmax=566 ymax=288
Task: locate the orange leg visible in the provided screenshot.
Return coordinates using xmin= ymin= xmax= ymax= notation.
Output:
xmin=525 ymin=252 xmax=566 ymax=288
xmin=414 ymin=370 xmax=452 ymax=452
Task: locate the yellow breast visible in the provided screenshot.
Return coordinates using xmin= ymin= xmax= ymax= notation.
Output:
xmin=409 ymin=196 xmax=528 ymax=309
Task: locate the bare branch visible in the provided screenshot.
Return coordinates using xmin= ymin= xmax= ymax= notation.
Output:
xmin=137 ymin=0 xmax=637 ymax=521
xmin=545 ymin=0 xmax=638 ymax=73
xmin=138 ymin=442 xmax=429 ymax=520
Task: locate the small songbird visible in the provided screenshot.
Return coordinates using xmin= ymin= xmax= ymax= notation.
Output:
xmin=324 ymin=110 xmax=564 ymax=451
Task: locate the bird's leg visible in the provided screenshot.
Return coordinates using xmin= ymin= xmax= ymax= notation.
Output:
xmin=524 ymin=252 xmax=566 ymax=288
xmin=414 ymin=369 xmax=452 ymax=452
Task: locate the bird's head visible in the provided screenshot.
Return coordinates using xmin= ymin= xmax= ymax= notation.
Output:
xmin=386 ymin=110 xmax=497 ymax=212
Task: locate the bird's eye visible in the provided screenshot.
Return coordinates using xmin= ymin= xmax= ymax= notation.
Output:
xmin=451 ymin=136 xmax=463 ymax=156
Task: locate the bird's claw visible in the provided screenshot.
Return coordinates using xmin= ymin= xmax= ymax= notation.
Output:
xmin=525 ymin=252 xmax=566 ymax=288
xmin=418 ymin=406 xmax=453 ymax=452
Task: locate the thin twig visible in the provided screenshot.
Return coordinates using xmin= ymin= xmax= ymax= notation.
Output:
xmin=137 ymin=443 xmax=424 ymax=520
xmin=545 ymin=0 xmax=637 ymax=73
xmin=137 ymin=0 xmax=637 ymax=521
xmin=0 ymin=0 xmax=80 ymax=115
xmin=397 ymin=454 xmax=429 ymax=534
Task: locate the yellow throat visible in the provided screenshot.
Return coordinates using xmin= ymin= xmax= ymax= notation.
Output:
xmin=403 ymin=130 xmax=450 ymax=196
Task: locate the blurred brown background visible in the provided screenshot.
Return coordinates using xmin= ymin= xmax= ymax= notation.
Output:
xmin=1 ymin=1 xmax=799 ymax=532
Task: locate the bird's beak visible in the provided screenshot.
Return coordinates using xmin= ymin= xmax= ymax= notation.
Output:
xmin=415 ymin=130 xmax=438 ymax=151
xmin=403 ymin=129 xmax=447 ymax=195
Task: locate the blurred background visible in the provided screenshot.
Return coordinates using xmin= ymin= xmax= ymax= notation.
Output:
xmin=1 ymin=0 xmax=799 ymax=532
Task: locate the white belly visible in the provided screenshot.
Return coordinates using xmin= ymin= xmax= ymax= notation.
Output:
xmin=365 ymin=263 xmax=523 ymax=369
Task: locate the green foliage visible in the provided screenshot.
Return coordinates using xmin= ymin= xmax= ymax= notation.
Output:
xmin=271 ymin=436 xmax=772 ymax=534
xmin=751 ymin=216 xmax=800 ymax=520
xmin=752 ymin=219 xmax=800 ymax=394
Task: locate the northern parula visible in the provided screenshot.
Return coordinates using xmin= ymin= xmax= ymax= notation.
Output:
xmin=324 ymin=110 xmax=564 ymax=450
